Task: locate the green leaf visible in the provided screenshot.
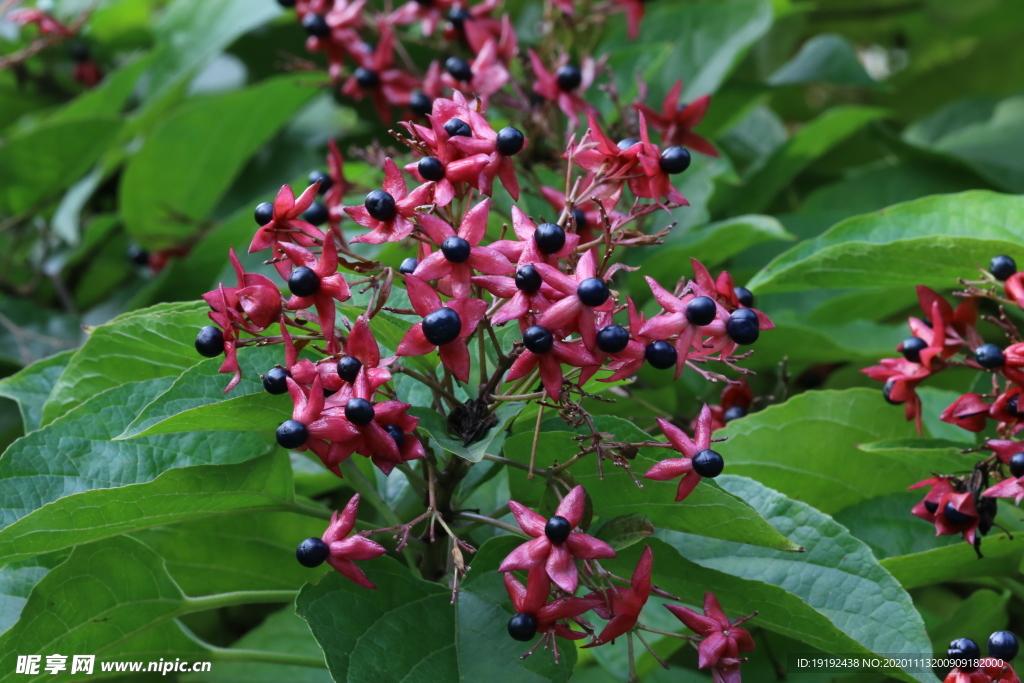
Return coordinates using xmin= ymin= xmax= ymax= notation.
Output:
xmin=882 ymin=531 xmax=1024 ymax=589
xmin=0 ymin=452 xmax=293 ymax=568
xmin=297 ymin=553 xmax=575 ymax=683
xmin=717 ymin=389 xmax=968 ymax=514
xmin=926 ymin=589 xmax=1009 ymax=654
xmin=118 ymin=345 xmax=288 ymax=439
xmin=41 ymin=301 xmax=209 ymax=425
xmin=594 ymin=513 xmax=655 ymax=551
xmin=121 ymin=75 xmax=320 ymax=246
xmin=0 ymin=350 xmax=74 ymax=433
xmin=0 ymin=298 xmax=81 ymax=367
xmin=0 ymin=378 xmax=273 ymax=567
xmin=768 ymin=34 xmax=877 ymax=86
xmin=630 ymin=215 xmax=794 ymax=287
xmin=832 ymin=491 xmax=959 ymax=560
xmin=503 ymin=417 xmax=801 ymax=552
xmin=126 ymin=392 xmax=291 ymax=438
xmin=732 ymin=106 xmax=887 ymax=215
xmin=0 ymin=118 xmax=121 ymax=214
xmin=744 ymin=312 xmax=907 ymax=366
xmin=48 ymin=55 xmax=151 ymax=124
xmin=0 ymin=557 xmax=57 ymax=636
xmin=657 ymin=475 xmax=937 ymax=683
xmin=409 ymin=401 xmax=524 ymax=464
xmin=749 ymin=191 xmax=1024 ymax=293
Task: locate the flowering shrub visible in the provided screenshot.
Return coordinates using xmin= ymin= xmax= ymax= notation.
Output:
xmin=4 ymin=1 xmax=1024 ymax=682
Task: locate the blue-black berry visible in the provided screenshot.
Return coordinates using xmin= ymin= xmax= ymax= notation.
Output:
xmin=943 ymin=502 xmax=973 ymax=526
xmin=364 ymin=190 xmax=397 ymax=221
xmin=685 ymin=296 xmax=717 ymax=326
xmin=597 ymin=324 xmax=630 ymax=354
xmin=295 ymin=537 xmax=329 ymax=567
xmin=976 ymin=343 xmax=1005 ymax=369
xmin=418 ymin=156 xmax=445 ymax=181
xmin=990 ymin=255 xmax=1017 ymax=281
xmin=534 ymin=222 xmax=566 ymax=254
xmin=556 ymin=65 xmax=582 ymax=91
xmin=659 ymin=147 xmax=691 ymax=174
xmin=900 ymin=337 xmax=927 ymax=364
xmin=577 ymin=278 xmax=610 ymax=307
xmin=988 ymin=631 xmax=1019 ymax=662
xmin=127 ymin=245 xmax=150 ymax=266
xmin=516 ymin=265 xmax=542 ymax=293
xmin=289 ymin=266 xmax=320 ymax=298
xmin=399 ymin=257 xmax=419 ymax=275
xmin=409 ymin=91 xmax=432 ymax=116
xmin=308 ymin=170 xmax=333 ymax=194
xmin=345 ymin=398 xmax=375 ymax=426
xmin=496 ymin=126 xmax=525 ymax=156
xmin=445 ymin=56 xmax=473 ymax=82
xmin=544 ymin=515 xmax=571 ymax=543
xmin=726 ymin=308 xmax=759 ymax=345
xmin=724 ymin=405 xmax=746 ymax=422
xmin=263 ymin=367 xmax=290 ymax=395
xmin=617 ymin=138 xmax=639 ymax=151
xmin=508 ymin=613 xmax=538 ymax=642
xmin=692 ymin=449 xmax=724 ymax=478
xmin=423 ymin=307 xmax=462 ymax=346
xmin=523 ymin=325 xmax=554 ymax=354
xmin=734 ymin=286 xmax=754 ymax=308
xmin=303 ymin=201 xmax=329 ymax=226
xmin=384 ymin=424 xmax=405 ymax=447
xmin=441 ymin=236 xmax=472 ymax=263
xmin=276 ymin=419 xmax=308 ymax=449
xmin=337 ymin=356 xmax=362 ymax=383
xmin=354 ymin=67 xmax=380 ymax=89
xmin=645 ymin=340 xmax=677 ymax=369
xmin=195 ymin=326 xmax=224 ymax=358
xmin=1011 ymin=452 xmax=1024 ymax=479
xmin=444 ymin=117 xmax=472 ymax=137
xmin=302 ymin=13 xmax=330 ymax=38
xmin=254 ymin=201 xmax=274 ymax=226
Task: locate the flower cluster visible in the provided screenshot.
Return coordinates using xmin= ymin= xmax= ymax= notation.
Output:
xmin=943 ymin=633 xmax=1020 ymax=683
xmin=866 ymin=256 xmax=1024 ymax=556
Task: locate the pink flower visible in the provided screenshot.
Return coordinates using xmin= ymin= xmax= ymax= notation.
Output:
xmin=445 ymin=114 xmax=527 ymax=200
xmin=498 ymin=485 xmax=616 ymax=593
xmin=321 ymin=494 xmax=387 ymax=588
xmin=505 ymin=325 xmax=597 ymax=400
xmin=343 ymin=159 xmax=432 ymax=244
xmin=529 ymin=51 xmax=596 ymax=124
xmin=389 ymin=0 xmax=455 ymax=35
xmin=603 ymin=297 xmax=657 ymax=381
xmin=984 ymin=476 xmax=1024 ymax=504
xmin=323 ymin=140 xmax=352 ymax=229
xmin=504 ymin=566 xmax=602 ymax=641
xmin=535 ymin=250 xmax=615 ymax=349
xmin=633 ymin=79 xmax=717 ymax=155
xmin=249 ymin=182 xmax=324 ymax=275
xmin=909 ymin=477 xmax=982 ymax=546
xmin=289 ymin=316 xmax=393 ymax=397
xmin=644 ymin=405 xmax=721 ymax=501
xmin=610 ymin=0 xmax=649 ymax=39
xmin=626 ymin=113 xmax=689 ymax=206
xmin=223 ymin=247 xmax=281 ymax=332
xmin=341 ymin=26 xmax=420 ymax=123
xmin=637 ymin=275 xmax=727 ymax=378
xmin=403 ymin=153 xmax=490 ymax=207
xmin=472 ymin=266 xmax=557 ymax=327
xmin=441 ymin=39 xmax=509 ymax=103
xmin=396 ymin=275 xmax=488 ymax=383
xmin=318 ymin=398 xmax=423 ymax=475
xmin=412 ymin=199 xmax=513 ymax=298
xmin=284 ymin=375 xmax=359 ymax=467
xmin=488 ymin=206 xmax=580 ymax=268
xmin=201 ymin=285 xmax=242 ymax=391
xmin=278 ymin=236 xmax=352 ymax=354
xmin=666 ymin=592 xmax=756 ymax=683
xmin=941 ymin=393 xmax=991 ymax=433
xmin=583 ymin=545 xmax=653 ymax=646
xmin=538 ymin=186 xmax=625 ymax=246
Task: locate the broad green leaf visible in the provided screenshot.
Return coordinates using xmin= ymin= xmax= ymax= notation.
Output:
xmin=184 ymin=608 xmax=330 ymax=683
xmin=0 ymin=558 xmax=54 ymax=636
xmin=594 ymin=513 xmax=655 ymax=551
xmin=41 ymin=301 xmax=208 ymax=425
xmin=48 ymin=55 xmax=151 ymax=124
xmin=0 ymin=350 xmax=73 ymax=433
xmin=717 ymin=389 xmax=968 ymax=514
xmin=297 ymin=553 xmax=574 ymax=683
xmin=0 ymin=118 xmax=121 ymax=214
xmin=0 ymin=298 xmax=81 ymax=368
xmin=121 ymin=75 xmax=319 ymax=246
xmin=118 ymin=345 xmax=287 ymax=439
xmin=503 ymin=417 xmax=801 ymax=552
xmin=630 ymin=215 xmax=793 ymax=287
xmin=657 ymin=475 xmax=936 ymax=683
xmin=147 ymin=0 xmax=284 ymax=97
xmin=126 ymin=392 xmax=291 ymax=438
xmin=0 ymin=453 xmax=292 ymax=568
xmin=745 ymin=312 xmax=907 ymax=367
xmin=926 ymin=589 xmax=1009 ymax=654
xmin=833 ymin=492 xmax=959 ymax=560
xmin=732 ymin=106 xmax=887 ymax=215
xmin=0 ymin=378 xmax=272 ymax=568
xmin=132 ymin=510 xmax=328 ymax=596
xmin=409 ymin=401 xmax=524 ymax=464
xmin=768 ymin=34 xmax=877 ymax=86
xmin=749 ymin=191 xmax=1024 ymax=293
xmin=883 ymin=532 xmax=1024 ymax=589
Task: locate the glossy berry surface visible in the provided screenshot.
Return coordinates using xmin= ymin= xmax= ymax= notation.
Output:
xmin=262 ymin=367 xmax=290 ymax=395
xmin=276 ymin=419 xmax=308 ymax=449
xmin=924 ymin=500 xmax=939 ymax=514
xmin=448 ymin=8 xmax=470 ymax=30
xmin=1011 ymin=452 xmax=1024 ymax=478
xmin=883 ymin=378 xmax=903 ymax=405
xmin=617 ymin=137 xmax=639 ymax=151
xmin=571 ymin=209 xmax=587 ymax=231
xmin=445 ymin=56 xmax=472 ymax=82
xmin=659 ymin=146 xmax=691 ymax=174
xmin=900 ymin=337 xmax=927 ymax=363
xmin=295 ymin=537 xmax=329 ymax=567
xmin=337 ymin=356 xmax=362 ymax=383
xmin=692 ymin=449 xmax=724 ymax=478
xmin=441 ymin=236 xmax=471 ymax=263
xmin=444 ymin=117 xmax=472 ymax=137
xmin=685 ymin=296 xmax=717 ymax=326
xmin=418 ymin=156 xmax=445 ymax=181
xmin=254 ymin=201 xmax=274 ymax=226
xmin=534 ymin=222 xmax=566 ymax=254
xmin=515 ymin=265 xmax=542 ymax=293
xmin=508 ymin=613 xmax=538 ymax=642
xmin=195 ymin=326 xmax=224 ymax=358
xmin=724 ymin=406 xmax=746 ymax=422
xmin=127 ymin=244 xmax=150 ymax=266
xmin=556 ymin=65 xmax=582 ymax=91
xmin=289 ymin=266 xmax=321 ymax=298
xmin=726 ymin=308 xmax=759 ymax=345
xmin=976 ymin=343 xmax=1005 ymax=369
xmin=422 ymin=307 xmax=462 ymax=346
xmin=988 ymin=631 xmax=1019 ymax=661
xmin=544 ymin=515 xmax=571 ymax=543
xmin=364 ymin=190 xmax=397 ymax=221
xmin=384 ymin=424 xmax=405 ymax=447
xmin=646 ymin=340 xmax=677 ymax=369
xmin=302 ymin=201 xmax=329 ymax=226
xmin=523 ymin=325 xmax=554 ymax=354
xmin=302 ymin=13 xmax=329 ymax=38
xmin=943 ymin=502 xmax=973 ymax=526
xmin=577 ymin=278 xmax=610 ymax=307
xmin=409 ymin=91 xmax=432 ymax=116
xmin=496 ymin=126 xmax=525 ymax=156
xmin=597 ymin=324 xmax=630 ymax=354
xmin=354 ymin=67 xmax=380 ymax=89
xmin=399 ymin=257 xmax=419 ymax=275
xmin=345 ymin=398 xmax=375 ymax=426
xmin=990 ymin=255 xmax=1017 ymax=281
xmin=949 ymin=637 xmax=981 ymax=668
xmin=308 ymin=170 xmax=333 ymax=194
xmin=734 ymin=286 xmax=754 ymax=307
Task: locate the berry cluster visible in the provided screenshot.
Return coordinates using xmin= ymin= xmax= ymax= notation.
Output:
xmin=190 ymin=0 xmax=775 ymax=676
xmin=944 ymin=632 xmax=1019 ymax=682
xmin=866 ymin=256 xmax=1024 ymax=556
